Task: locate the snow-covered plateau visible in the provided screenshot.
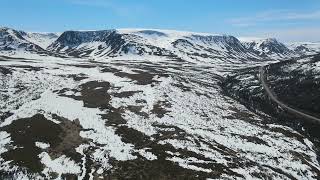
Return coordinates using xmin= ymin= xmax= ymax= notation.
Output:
xmin=0 ymin=27 xmax=320 ymax=179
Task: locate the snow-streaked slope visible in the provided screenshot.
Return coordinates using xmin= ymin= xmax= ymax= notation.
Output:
xmin=47 ymin=29 xmax=262 ymax=63
xmin=20 ymin=31 xmax=60 ymax=49
xmin=0 ymin=27 xmax=56 ymax=59
xmin=0 ymin=27 xmax=44 ymax=52
xmin=286 ymin=42 xmax=320 ymax=55
xmin=118 ymin=28 xmax=220 ymax=49
xmin=47 ymin=30 xmax=130 ymax=58
xmin=239 ymin=37 xmax=297 ymax=59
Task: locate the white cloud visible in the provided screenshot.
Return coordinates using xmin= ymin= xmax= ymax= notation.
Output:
xmin=229 ymin=10 xmax=320 ymax=27
xmin=268 ymin=27 xmax=320 ymax=42
xmin=246 ymin=27 xmax=320 ymax=42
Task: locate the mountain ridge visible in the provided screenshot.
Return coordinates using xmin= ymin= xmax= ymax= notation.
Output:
xmin=1 ymin=27 xmax=319 ymax=61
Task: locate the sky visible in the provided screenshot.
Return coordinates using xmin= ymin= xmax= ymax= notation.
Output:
xmin=1 ymin=0 xmax=320 ymax=42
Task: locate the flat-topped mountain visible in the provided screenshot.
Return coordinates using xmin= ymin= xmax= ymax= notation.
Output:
xmin=46 ymin=29 xmax=288 ymax=61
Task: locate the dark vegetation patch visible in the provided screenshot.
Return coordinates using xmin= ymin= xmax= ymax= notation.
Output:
xmin=151 ymin=100 xmax=172 ymax=118
xmin=106 ymin=157 xmax=220 ymax=180
xmin=268 ymin=126 xmax=305 ymax=142
xmin=0 ymin=112 xmax=13 ymax=122
xmin=189 ymin=77 xmax=219 ymax=88
xmin=126 ymin=105 xmax=149 ymax=118
xmin=0 ymin=56 xmax=29 ymax=61
xmin=194 ymin=91 xmax=211 ymax=98
xmin=0 ymin=114 xmax=84 ymax=173
xmin=262 ymin=165 xmax=298 ymax=180
xmin=171 ymin=77 xmax=192 ymax=92
xmin=55 ymin=88 xmax=78 ymax=95
xmin=58 ymin=81 xmax=112 ymax=109
xmin=232 ymin=133 xmax=269 ymax=146
xmin=115 ymin=126 xmax=152 ymax=147
xmin=195 ymin=137 xmax=237 ymax=158
xmin=102 ymin=107 xmax=127 ymax=126
xmin=0 ymin=57 xmax=9 ymax=61
xmin=112 ymin=67 xmax=170 ymax=85
xmin=58 ymin=63 xmax=97 ymax=69
xmin=223 ymin=107 xmax=258 ymax=124
xmin=136 ymin=99 xmax=147 ymax=104
xmin=114 ymin=70 xmax=158 ymax=85
xmin=112 ymin=90 xmax=142 ymax=98
xmin=79 ymin=81 xmax=111 ymax=108
xmin=0 ymin=67 xmax=12 ymax=75
xmin=100 ymin=66 xmax=120 ymax=73
xmin=171 ymin=82 xmax=192 ymax=92
xmin=67 ymin=73 xmax=88 ymax=81
xmin=13 ymin=84 xmax=27 ymax=94
xmin=7 ymin=65 xmax=42 ymax=71
xmin=0 ymin=114 xmax=62 ymax=172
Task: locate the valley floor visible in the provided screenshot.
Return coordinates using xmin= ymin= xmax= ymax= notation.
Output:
xmin=0 ymin=56 xmax=319 ymax=179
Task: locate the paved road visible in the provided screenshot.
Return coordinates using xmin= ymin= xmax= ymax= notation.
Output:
xmin=259 ymin=66 xmax=320 ymax=124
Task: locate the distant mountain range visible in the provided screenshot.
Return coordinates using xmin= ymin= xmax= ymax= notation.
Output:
xmin=1 ymin=27 xmax=320 ymax=61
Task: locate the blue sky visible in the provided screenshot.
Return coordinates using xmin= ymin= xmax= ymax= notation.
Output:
xmin=1 ymin=0 xmax=320 ymax=42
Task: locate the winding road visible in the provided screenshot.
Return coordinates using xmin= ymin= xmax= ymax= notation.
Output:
xmin=259 ymin=66 xmax=320 ymax=124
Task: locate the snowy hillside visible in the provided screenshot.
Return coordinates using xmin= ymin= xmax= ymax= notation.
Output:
xmin=0 ymin=27 xmax=60 ymax=58
xmin=1 ymin=54 xmax=320 ymax=179
xmin=47 ymin=29 xmax=286 ymax=63
xmin=239 ymin=37 xmax=297 ymax=59
xmin=0 ymin=27 xmax=45 ymax=52
xmin=287 ymin=42 xmax=320 ymax=55
xmin=20 ymin=31 xmax=60 ymax=49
